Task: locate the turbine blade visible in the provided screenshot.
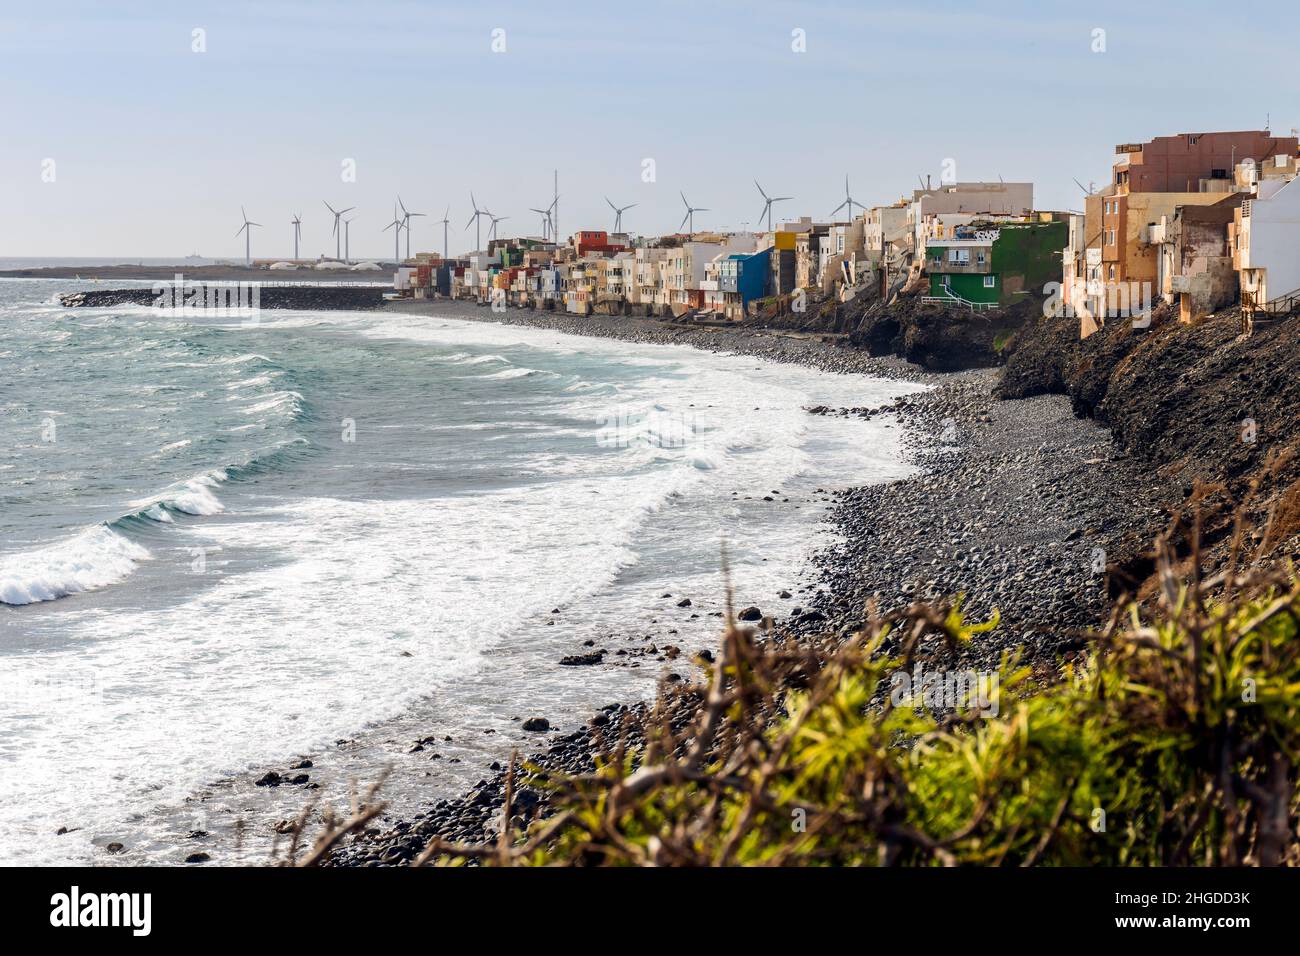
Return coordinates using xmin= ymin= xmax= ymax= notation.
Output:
xmin=679 ymin=211 xmax=690 ymax=231
xmin=755 ymin=180 xmax=768 ymax=199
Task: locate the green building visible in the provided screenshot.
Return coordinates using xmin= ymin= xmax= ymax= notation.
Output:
xmin=924 ymin=219 xmax=1068 ymax=308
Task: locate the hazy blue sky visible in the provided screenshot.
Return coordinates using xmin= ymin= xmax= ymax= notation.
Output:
xmin=2 ymin=0 xmax=1293 ymax=258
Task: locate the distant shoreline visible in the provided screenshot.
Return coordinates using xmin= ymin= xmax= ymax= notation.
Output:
xmin=0 ymin=264 xmax=391 ymax=283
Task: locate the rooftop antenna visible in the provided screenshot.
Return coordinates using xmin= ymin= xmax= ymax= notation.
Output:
xmin=397 ymin=196 xmax=425 ymax=260
xmin=235 ymin=206 xmax=261 ymax=264
xmin=679 ymin=191 xmax=708 ymax=236
xmin=830 ymin=176 xmax=863 ymax=220
xmin=464 ymin=193 xmax=489 ymax=252
xmin=324 ymin=201 xmax=354 ymax=260
xmin=436 ymin=204 xmax=450 ymax=259
xmin=605 ymin=196 xmax=637 ymax=232
xmin=383 ymin=204 xmax=404 ymax=264
xmin=291 ymin=213 xmax=302 ymax=260
xmin=754 ymin=180 xmax=792 ymax=230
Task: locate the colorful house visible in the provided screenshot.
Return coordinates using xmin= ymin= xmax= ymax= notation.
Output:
xmin=925 ymin=219 xmax=1068 ymax=308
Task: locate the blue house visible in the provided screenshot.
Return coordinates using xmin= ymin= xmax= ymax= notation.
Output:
xmin=718 ymin=248 xmax=771 ymax=320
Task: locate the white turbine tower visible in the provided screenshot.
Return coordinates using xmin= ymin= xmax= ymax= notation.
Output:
xmin=343 ymin=215 xmax=356 ymax=263
xmin=436 ymin=205 xmax=451 ymax=259
xmin=755 ymin=180 xmax=793 ymax=231
xmin=830 ymin=175 xmax=864 ymax=221
xmin=324 ymin=200 xmax=355 ymax=260
xmin=465 ymin=193 xmax=489 ymax=252
xmin=679 ymin=192 xmax=708 ymax=236
xmin=605 ymin=196 xmax=637 ymax=233
xmin=236 ymin=207 xmax=261 ymax=264
xmin=530 ymin=205 xmax=553 ymax=240
xmin=383 ymin=204 xmax=404 ymax=264
xmin=397 ymin=196 xmax=425 ymax=260
xmin=291 ymin=213 xmax=302 ymax=259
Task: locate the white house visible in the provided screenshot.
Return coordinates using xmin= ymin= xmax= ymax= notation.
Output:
xmin=1238 ymin=175 xmax=1300 ymax=308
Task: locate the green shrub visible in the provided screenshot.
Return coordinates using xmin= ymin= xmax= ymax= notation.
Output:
xmin=411 ymin=554 xmax=1300 ymax=867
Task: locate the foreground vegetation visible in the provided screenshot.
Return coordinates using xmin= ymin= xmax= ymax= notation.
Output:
xmin=300 ymin=527 xmax=1300 ymax=867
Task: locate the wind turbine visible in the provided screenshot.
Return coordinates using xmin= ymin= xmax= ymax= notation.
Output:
xmin=679 ymin=192 xmax=708 ymax=236
xmin=343 ymin=215 xmax=356 ymax=263
xmin=486 ymin=211 xmax=508 ymax=243
xmin=465 ymin=193 xmax=489 ymax=252
xmin=605 ymin=196 xmax=637 ymax=233
xmin=324 ymin=201 xmax=355 ymax=260
xmin=436 ymin=205 xmax=450 ymax=259
xmin=755 ymin=180 xmax=793 ymax=230
xmin=1073 ymin=177 xmax=1097 ymax=196
xmin=384 ymin=204 xmax=404 ymax=264
xmin=291 ymin=213 xmax=302 ymax=259
xmin=397 ymin=196 xmax=425 ymax=260
xmin=530 ymin=205 xmax=553 ymax=240
xmin=830 ymin=176 xmax=864 ymax=221
xmin=235 ymin=207 xmax=260 ymax=264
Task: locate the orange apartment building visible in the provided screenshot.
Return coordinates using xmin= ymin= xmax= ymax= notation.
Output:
xmin=1098 ymin=130 xmax=1299 ymax=286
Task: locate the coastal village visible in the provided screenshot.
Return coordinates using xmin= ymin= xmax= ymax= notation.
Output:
xmin=373 ymin=127 xmax=1300 ymax=339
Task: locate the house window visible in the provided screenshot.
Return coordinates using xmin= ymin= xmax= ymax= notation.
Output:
xmin=983 ymin=275 xmax=995 ymax=288
xmin=976 ymin=250 xmax=986 ymax=265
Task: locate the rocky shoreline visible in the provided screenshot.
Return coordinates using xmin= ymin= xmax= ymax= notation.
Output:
xmin=317 ymin=300 xmax=1176 ymax=866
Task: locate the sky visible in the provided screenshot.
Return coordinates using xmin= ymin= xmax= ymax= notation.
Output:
xmin=1 ymin=0 xmax=1295 ymax=259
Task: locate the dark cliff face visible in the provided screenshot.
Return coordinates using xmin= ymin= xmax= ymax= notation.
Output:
xmin=996 ymin=305 xmax=1300 ymax=579
xmin=845 ymin=296 xmax=1042 ymax=372
xmin=995 ymin=305 xmax=1287 ymax=485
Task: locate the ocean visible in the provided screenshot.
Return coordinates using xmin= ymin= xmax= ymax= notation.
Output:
xmin=0 ymin=278 xmax=924 ymax=864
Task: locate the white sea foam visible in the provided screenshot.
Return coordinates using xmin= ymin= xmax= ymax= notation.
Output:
xmin=129 ymin=472 xmax=227 ymax=517
xmin=477 ymin=366 xmax=553 ymax=380
xmin=0 ymin=526 xmax=151 ymax=606
xmin=0 ymin=308 xmax=929 ymax=865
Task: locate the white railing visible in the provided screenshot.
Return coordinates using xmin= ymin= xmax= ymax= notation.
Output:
xmin=921 ymin=291 xmax=999 ymax=312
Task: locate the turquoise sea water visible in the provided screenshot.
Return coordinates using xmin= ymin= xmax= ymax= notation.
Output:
xmin=0 ymin=279 xmax=923 ymax=863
